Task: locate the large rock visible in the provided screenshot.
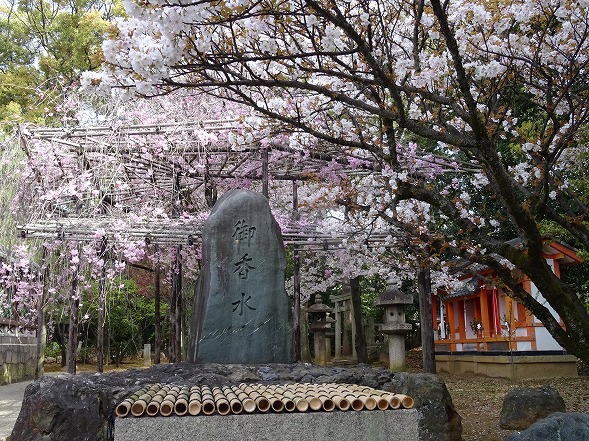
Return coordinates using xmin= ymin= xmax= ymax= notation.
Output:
xmin=10 ymin=375 xmax=118 ymax=441
xmin=503 ymin=412 xmax=589 ymax=441
xmin=383 ymin=372 xmax=462 ymax=441
xmin=499 ymin=385 xmax=566 ymax=430
xmin=10 ymin=364 xmax=462 ymax=441
xmin=188 ymin=189 xmax=294 ymax=364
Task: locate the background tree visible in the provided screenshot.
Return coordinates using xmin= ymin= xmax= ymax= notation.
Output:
xmin=86 ymin=0 xmax=589 ymax=362
xmin=0 ymin=0 xmax=115 ymax=128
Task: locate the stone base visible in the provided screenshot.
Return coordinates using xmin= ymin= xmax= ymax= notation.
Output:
xmin=115 ymin=410 xmax=419 ymax=441
xmin=435 ymin=352 xmax=578 ymax=379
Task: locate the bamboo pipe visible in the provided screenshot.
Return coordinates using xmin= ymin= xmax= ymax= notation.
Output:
xmin=174 ymin=387 xmax=190 ymax=416
xmin=115 ymin=400 xmax=134 ymax=418
xmin=293 ymin=396 xmax=310 ymax=412
xmin=212 ymin=387 xmax=231 ymax=416
xmin=396 ymin=394 xmax=415 ymax=409
xmin=260 ymin=390 xmax=284 ymax=412
xmin=232 ymin=388 xmax=256 ymax=413
xmin=200 ymin=386 xmax=216 ymax=415
xmin=116 ymin=386 xmax=151 ymax=418
xmin=280 ymin=389 xmax=306 ymax=411
xmin=373 ymin=395 xmax=390 ymax=411
xmin=146 ymin=386 xmax=171 ymax=416
xmin=359 ymin=395 xmax=377 ymax=410
xmin=389 ymin=395 xmax=402 ymax=409
xmin=160 ymin=387 xmax=181 ymax=416
xmin=188 ymin=387 xmax=202 ymax=415
xmin=239 ymin=386 xmax=270 ymax=412
xmin=332 ymin=395 xmax=351 ymax=411
xmin=345 ymin=394 xmax=365 ymax=411
xmin=280 ymin=390 xmax=310 ymax=412
xmin=264 ymin=386 xmax=295 ymax=411
xmin=305 ymin=391 xmax=335 ymax=412
xmin=131 ymin=390 xmax=160 ymax=417
xmin=222 ymin=386 xmax=243 ymax=414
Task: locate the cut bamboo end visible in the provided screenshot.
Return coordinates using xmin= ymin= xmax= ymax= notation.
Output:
xmin=332 ymin=396 xmax=350 ymax=411
xmin=253 ymin=396 xmax=271 ymax=413
xmin=188 ymin=401 xmax=202 ymax=416
xmin=202 ymin=400 xmax=216 ymax=415
xmin=389 ymin=395 xmax=402 ymax=409
xmin=294 ymin=398 xmax=309 ymax=412
xmin=308 ymin=397 xmax=322 ymax=411
xmin=115 ymin=401 xmax=132 ymax=418
xmin=146 ymin=401 xmax=160 ymax=416
xmin=159 ymin=400 xmax=174 ymax=417
xmin=397 ymin=394 xmax=415 ymax=409
xmin=174 ymin=398 xmax=189 ymax=416
xmin=131 ymin=400 xmax=148 ymax=417
xmin=229 ymin=398 xmax=243 ymax=414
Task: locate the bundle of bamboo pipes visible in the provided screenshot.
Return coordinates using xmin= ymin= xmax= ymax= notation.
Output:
xmin=116 ymin=383 xmax=414 ymax=418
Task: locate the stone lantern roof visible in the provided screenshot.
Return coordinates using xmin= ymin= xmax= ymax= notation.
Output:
xmin=374 ymin=279 xmax=413 ymax=306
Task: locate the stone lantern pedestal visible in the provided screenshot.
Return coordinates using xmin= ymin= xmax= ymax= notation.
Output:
xmin=307 ymin=295 xmax=334 ymax=366
xmin=375 ymin=279 xmax=413 ymax=371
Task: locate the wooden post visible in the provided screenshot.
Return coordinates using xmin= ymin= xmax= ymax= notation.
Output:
xmin=169 ymin=245 xmax=183 ymax=363
xmin=300 ymin=303 xmax=311 ymax=362
xmin=350 ymin=277 xmax=368 ymax=363
xmin=418 ymin=268 xmax=436 ymax=374
xmin=446 ymin=300 xmax=456 ymax=350
xmin=169 ymin=276 xmax=176 ymax=364
xmin=292 ymin=181 xmax=301 ymax=360
xmin=35 ymin=246 xmax=50 ymax=380
xmin=480 ymin=290 xmax=490 ymax=348
xmin=333 ymin=300 xmax=342 ymax=358
xmin=97 ymin=238 xmax=107 ymax=373
xmin=293 ymin=251 xmax=301 ymax=361
xmin=67 ymin=246 xmax=82 ymax=375
xmin=176 ymin=246 xmax=183 ymax=361
xmin=262 ymin=148 xmax=269 ymax=199
xmin=154 ymin=245 xmax=161 ymax=364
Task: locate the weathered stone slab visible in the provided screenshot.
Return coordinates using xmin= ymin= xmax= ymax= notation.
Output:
xmin=115 ymin=410 xmax=420 ymax=441
xmin=188 ymin=189 xmax=294 ymax=364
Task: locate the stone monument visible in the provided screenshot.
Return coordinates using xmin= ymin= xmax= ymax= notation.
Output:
xmin=188 ymin=189 xmax=294 ymax=363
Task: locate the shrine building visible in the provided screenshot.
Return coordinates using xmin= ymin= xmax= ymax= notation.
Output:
xmin=433 ymin=239 xmax=583 ymax=379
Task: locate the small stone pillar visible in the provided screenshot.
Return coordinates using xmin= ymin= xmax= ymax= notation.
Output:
xmin=143 ymin=344 xmax=152 ymax=367
xmin=375 ymin=279 xmax=413 ymax=371
xmin=308 ymin=295 xmax=334 ymax=366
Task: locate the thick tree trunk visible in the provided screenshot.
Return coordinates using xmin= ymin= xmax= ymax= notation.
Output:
xmin=418 ymin=268 xmax=436 ymax=374
xmin=350 ymin=277 xmax=368 ymax=363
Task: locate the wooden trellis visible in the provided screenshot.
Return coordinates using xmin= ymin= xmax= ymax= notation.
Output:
xmin=14 ymin=115 xmax=478 ymax=370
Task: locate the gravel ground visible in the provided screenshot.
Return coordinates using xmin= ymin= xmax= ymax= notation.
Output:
xmin=441 ymin=372 xmax=589 ymax=440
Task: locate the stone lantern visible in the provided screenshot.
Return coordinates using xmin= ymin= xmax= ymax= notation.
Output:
xmin=375 ymin=279 xmax=413 ymax=371
xmin=307 ymin=295 xmax=335 ymax=366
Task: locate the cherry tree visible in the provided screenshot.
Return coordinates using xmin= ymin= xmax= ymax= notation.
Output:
xmin=83 ymin=0 xmax=589 ymax=362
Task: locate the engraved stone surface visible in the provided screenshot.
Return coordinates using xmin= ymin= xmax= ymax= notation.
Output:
xmin=188 ymin=189 xmax=294 ymax=363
